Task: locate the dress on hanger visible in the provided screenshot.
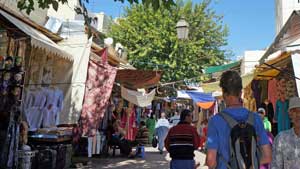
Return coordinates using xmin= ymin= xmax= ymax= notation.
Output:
xmin=275 ymin=99 xmax=290 ymax=133
xmin=121 ymin=108 xmax=136 ymax=141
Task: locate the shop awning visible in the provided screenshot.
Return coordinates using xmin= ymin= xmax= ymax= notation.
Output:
xmin=204 ymin=61 xmax=241 ymax=74
xmin=115 ymin=69 xmax=163 ymax=89
xmin=255 ymin=51 xmax=291 ymax=80
xmin=177 ymin=90 xmax=215 ymax=109
xmin=0 ymin=9 xmax=73 ymax=60
xmin=201 ymin=73 xmax=254 ymax=92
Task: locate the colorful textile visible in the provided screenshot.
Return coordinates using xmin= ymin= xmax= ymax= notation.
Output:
xmin=80 ymin=59 xmax=117 ymax=137
xmin=121 ymin=109 xmax=137 ymax=141
xmin=275 ymin=99 xmax=290 ymax=133
xmin=268 ymin=78 xmax=277 ymax=111
xmin=185 ymin=91 xmax=215 ymax=103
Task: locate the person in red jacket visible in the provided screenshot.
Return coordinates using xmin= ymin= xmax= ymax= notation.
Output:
xmin=165 ymin=109 xmax=200 ymax=169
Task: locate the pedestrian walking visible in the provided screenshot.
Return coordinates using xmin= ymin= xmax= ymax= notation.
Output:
xmin=271 ymin=97 xmax=300 ymax=169
xmin=257 ymin=107 xmax=274 ymax=169
xmin=146 ymin=113 xmax=156 ymax=143
xmin=206 ymin=70 xmax=272 ymax=169
xmin=155 ymin=112 xmax=170 ymax=154
xmin=169 ymin=111 xmax=180 ymax=127
xmin=257 ymin=108 xmax=272 ymax=133
xmin=165 ymin=109 xmax=200 ymax=169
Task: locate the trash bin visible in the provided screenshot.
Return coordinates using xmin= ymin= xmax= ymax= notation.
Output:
xmin=18 ymin=150 xmax=36 ymax=169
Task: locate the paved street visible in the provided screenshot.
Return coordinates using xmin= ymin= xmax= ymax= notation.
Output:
xmin=73 ymin=147 xmax=208 ymax=169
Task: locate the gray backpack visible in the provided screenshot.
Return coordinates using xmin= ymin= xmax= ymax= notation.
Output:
xmin=219 ymin=112 xmax=260 ymax=169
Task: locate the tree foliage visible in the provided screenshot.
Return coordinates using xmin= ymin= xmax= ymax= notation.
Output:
xmin=109 ymin=0 xmax=230 ymax=82
xmin=17 ymin=0 xmax=175 ymax=15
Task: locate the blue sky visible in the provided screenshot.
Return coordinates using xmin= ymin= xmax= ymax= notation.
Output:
xmin=86 ymin=0 xmax=275 ymax=60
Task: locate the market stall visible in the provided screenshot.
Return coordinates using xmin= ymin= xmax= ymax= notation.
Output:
xmin=0 ymin=7 xmax=74 ymax=169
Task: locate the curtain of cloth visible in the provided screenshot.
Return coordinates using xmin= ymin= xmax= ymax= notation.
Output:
xmin=121 ymin=87 xmax=156 ymax=107
xmin=79 ymin=59 xmax=117 ymax=137
xmin=268 ymin=78 xmax=278 ymax=111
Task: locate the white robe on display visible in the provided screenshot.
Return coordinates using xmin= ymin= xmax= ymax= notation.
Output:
xmin=24 ymin=89 xmax=47 ymax=131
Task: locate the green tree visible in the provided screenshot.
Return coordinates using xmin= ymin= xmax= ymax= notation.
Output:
xmin=109 ymin=0 xmax=230 ymax=82
xmin=17 ymin=0 xmax=175 ymax=15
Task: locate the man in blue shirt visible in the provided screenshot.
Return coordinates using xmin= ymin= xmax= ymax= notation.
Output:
xmin=205 ymin=70 xmax=272 ymax=169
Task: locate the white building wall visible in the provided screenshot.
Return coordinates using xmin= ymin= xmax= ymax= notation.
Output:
xmin=95 ymin=12 xmax=113 ymax=34
xmin=276 ymin=0 xmax=300 ymax=34
xmin=0 ymin=0 xmax=47 ymax=25
xmin=47 ymin=0 xmax=78 ymax=20
xmin=241 ymin=50 xmax=265 ymax=75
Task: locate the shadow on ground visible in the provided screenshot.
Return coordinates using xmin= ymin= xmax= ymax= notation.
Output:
xmin=72 ymin=147 xmax=208 ymax=169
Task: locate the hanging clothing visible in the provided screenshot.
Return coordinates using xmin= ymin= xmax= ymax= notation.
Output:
xmin=24 ymin=89 xmax=46 ymax=130
xmin=275 ymin=99 xmax=291 ymax=133
xmin=0 ymin=105 xmax=20 ymax=169
xmin=79 ymin=58 xmax=117 ymax=137
xmin=268 ymin=78 xmax=277 ymax=111
xmin=121 ymin=109 xmax=137 ymax=141
xmin=42 ymin=88 xmax=63 ymax=128
xmin=259 ymin=80 xmax=268 ymax=104
xmin=251 ymin=80 xmax=261 ymax=109
xmin=136 ymin=107 xmax=142 ymax=124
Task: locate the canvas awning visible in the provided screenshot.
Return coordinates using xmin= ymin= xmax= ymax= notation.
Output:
xmin=204 ymin=61 xmax=241 ymax=74
xmin=177 ymin=90 xmax=215 ymax=109
xmin=201 ymin=73 xmax=254 ymax=92
xmin=0 ymin=9 xmax=73 ymax=60
xmin=115 ymin=69 xmax=163 ymax=89
xmin=255 ymin=51 xmax=291 ymax=80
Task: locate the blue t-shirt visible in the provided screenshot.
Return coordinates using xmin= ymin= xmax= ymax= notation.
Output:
xmin=206 ymin=107 xmax=269 ymax=169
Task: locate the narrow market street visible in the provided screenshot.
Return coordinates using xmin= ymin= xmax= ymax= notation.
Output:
xmin=72 ymin=147 xmax=208 ymax=169
xmin=2 ymin=0 xmax=300 ymax=169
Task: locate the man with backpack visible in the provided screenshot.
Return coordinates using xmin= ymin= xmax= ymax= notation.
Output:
xmin=206 ymin=70 xmax=272 ymax=169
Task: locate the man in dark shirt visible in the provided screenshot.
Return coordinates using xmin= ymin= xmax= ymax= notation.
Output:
xmin=165 ymin=109 xmax=200 ymax=169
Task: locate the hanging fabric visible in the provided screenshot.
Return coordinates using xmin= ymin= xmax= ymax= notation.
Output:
xmin=121 ymin=86 xmax=156 ymax=107
xmin=79 ymin=51 xmax=117 ymax=137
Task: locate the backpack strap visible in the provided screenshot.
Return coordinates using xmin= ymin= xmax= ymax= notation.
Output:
xmin=219 ymin=112 xmax=238 ymax=128
xmin=235 ymin=138 xmax=246 ymax=169
xmin=246 ymin=112 xmax=255 ymax=126
xmin=251 ymin=137 xmax=259 ymax=169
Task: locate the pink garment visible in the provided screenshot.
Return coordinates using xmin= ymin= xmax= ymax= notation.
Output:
xmin=79 ymin=50 xmax=117 ymax=137
xmin=121 ymin=110 xmax=137 ymax=141
xmin=268 ymin=79 xmax=277 ymax=111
